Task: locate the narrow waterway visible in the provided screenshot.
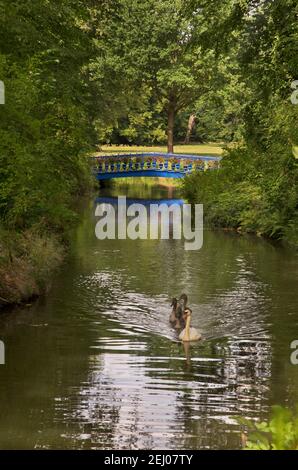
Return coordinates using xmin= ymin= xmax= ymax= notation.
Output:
xmin=0 ymin=182 xmax=297 ymax=450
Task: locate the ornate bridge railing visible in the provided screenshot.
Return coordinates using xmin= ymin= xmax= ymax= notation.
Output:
xmin=91 ymin=152 xmax=221 ymax=180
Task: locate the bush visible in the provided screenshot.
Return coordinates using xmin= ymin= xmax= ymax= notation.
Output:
xmin=0 ymin=226 xmax=64 ymax=305
xmin=241 ymin=405 xmax=298 ymax=450
xmin=181 ymin=143 xmax=298 ymax=246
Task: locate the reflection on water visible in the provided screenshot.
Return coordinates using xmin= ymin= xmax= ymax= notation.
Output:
xmin=0 ymin=182 xmax=297 ymax=449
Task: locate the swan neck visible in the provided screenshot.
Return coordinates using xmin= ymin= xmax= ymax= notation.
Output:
xmin=185 ymin=315 xmax=191 ymax=335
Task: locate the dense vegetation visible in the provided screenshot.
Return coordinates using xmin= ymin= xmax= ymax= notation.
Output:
xmin=97 ymin=0 xmax=248 ymax=149
xmin=94 ymin=0 xmax=298 ymax=248
xmin=241 ymin=405 xmax=298 ymax=450
xmin=0 ymin=0 xmax=297 ymax=304
xmin=0 ymin=1 xmax=117 ymax=303
xmin=181 ymin=0 xmax=298 ymax=246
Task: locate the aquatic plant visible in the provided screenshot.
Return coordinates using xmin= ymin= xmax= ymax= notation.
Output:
xmin=240 ymin=405 xmax=298 ymax=450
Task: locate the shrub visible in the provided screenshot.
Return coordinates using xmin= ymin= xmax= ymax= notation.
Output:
xmin=240 ymin=405 xmax=298 ymax=450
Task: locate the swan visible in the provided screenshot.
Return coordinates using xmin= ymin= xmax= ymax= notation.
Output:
xmin=179 ymin=308 xmax=202 ymax=342
xmin=169 ymin=298 xmax=178 ymax=323
xmin=170 ymin=294 xmax=188 ymax=329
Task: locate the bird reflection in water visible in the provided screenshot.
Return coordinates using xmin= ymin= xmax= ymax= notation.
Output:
xmin=182 ymin=341 xmax=192 ymax=368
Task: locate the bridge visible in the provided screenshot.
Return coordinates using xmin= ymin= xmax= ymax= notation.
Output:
xmin=91 ymin=152 xmax=221 ymax=180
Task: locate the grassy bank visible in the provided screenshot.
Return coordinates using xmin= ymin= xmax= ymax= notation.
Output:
xmin=96 ymin=143 xmax=224 ymax=156
xmin=0 ymin=227 xmax=64 ymax=307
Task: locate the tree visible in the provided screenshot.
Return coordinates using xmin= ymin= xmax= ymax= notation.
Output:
xmin=184 ymin=113 xmax=196 ymax=144
xmin=97 ymin=0 xmax=247 ymax=152
xmin=0 ymin=0 xmax=122 ymax=228
xmin=182 ymin=0 xmax=298 ymax=246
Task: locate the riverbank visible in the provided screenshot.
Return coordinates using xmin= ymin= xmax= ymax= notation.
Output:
xmin=181 ymin=145 xmax=298 ymax=248
xmin=0 ymin=227 xmax=64 ymax=308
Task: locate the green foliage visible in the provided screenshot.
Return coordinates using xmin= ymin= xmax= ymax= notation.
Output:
xmin=0 ymin=1 xmax=128 ymax=231
xmin=182 ymin=0 xmax=298 ymax=246
xmin=96 ymin=0 xmax=242 ymax=149
xmin=182 ymin=142 xmax=298 ymax=243
xmin=0 ymin=225 xmax=64 ymax=303
xmin=0 ymin=0 xmax=297 ymax=309
xmin=241 ymin=405 xmax=298 ymax=450
xmin=0 ymin=0 xmax=122 ymax=302
xmin=108 ymin=86 xmax=167 ymax=145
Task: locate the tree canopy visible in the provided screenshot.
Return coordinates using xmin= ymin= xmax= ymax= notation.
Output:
xmin=0 ymin=0 xmax=297 ymax=245
xmin=182 ymin=0 xmax=298 ymax=245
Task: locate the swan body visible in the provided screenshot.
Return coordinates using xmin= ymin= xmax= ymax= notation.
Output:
xmin=179 ymin=308 xmax=202 ymax=342
xmin=179 ymin=327 xmax=202 ymax=342
xmin=170 ymin=294 xmax=188 ymax=329
xmin=169 ymin=298 xmax=178 ymax=323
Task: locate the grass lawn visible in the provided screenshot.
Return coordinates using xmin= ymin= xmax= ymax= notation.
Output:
xmin=96 ymin=142 xmax=223 ymax=156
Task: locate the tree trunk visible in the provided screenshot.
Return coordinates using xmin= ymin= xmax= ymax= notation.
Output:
xmin=184 ymin=113 xmax=196 ymax=144
xmin=167 ymin=105 xmax=175 ymax=153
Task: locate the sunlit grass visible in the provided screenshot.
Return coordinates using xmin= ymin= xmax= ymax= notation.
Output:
xmin=96 ymin=142 xmax=224 ymax=156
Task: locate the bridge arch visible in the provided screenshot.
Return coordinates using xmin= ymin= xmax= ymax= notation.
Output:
xmin=91 ymin=152 xmax=221 ymax=180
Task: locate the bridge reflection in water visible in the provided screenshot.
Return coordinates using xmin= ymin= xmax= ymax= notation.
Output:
xmin=94 ymin=196 xmax=186 ymax=241
xmin=91 ymin=152 xmax=221 ymax=180
xmin=95 ymin=196 xmax=184 ymax=207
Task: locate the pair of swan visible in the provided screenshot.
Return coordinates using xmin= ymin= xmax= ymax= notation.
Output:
xmin=170 ymin=294 xmax=202 ymax=342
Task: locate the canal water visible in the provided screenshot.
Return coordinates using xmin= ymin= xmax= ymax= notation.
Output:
xmin=0 ymin=182 xmax=297 ymax=449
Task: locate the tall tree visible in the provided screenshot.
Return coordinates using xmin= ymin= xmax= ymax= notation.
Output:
xmin=0 ymin=0 xmax=121 ymax=228
xmin=97 ymin=0 xmax=247 ymax=152
xmin=182 ymin=0 xmax=298 ymax=245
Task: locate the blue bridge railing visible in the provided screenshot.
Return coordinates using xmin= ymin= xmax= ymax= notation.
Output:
xmin=91 ymin=152 xmax=221 ymax=180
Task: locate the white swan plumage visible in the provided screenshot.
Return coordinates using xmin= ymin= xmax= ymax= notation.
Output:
xmin=179 ymin=308 xmax=202 ymax=342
